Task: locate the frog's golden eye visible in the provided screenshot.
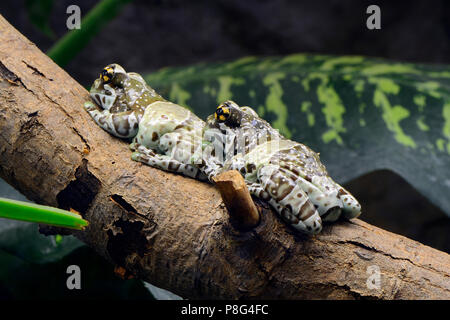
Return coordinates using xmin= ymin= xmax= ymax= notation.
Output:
xmin=100 ymin=66 xmax=115 ymax=83
xmin=215 ymin=104 xmax=230 ymax=122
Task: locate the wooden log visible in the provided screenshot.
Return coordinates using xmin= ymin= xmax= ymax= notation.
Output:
xmin=0 ymin=15 xmax=449 ymax=299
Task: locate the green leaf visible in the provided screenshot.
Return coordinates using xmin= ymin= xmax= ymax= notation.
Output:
xmin=0 ymin=183 xmax=154 ymax=299
xmin=0 ymin=182 xmax=81 ymax=265
xmin=145 ymin=54 xmax=450 ymax=216
xmin=0 ymin=197 xmax=89 ymax=230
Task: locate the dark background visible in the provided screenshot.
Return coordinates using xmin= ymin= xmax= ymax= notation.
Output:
xmin=0 ymin=0 xmax=449 ymax=252
xmin=3 ymin=0 xmax=450 ymax=85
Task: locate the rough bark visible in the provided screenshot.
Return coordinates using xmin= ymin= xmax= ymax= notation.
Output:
xmin=0 ymin=15 xmax=449 ymax=300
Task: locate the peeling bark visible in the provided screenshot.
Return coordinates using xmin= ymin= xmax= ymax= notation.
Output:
xmin=0 ymin=15 xmax=449 ymax=300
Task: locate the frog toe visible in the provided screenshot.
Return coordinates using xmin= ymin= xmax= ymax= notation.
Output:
xmin=312 ymin=189 xmax=344 ymax=218
xmin=270 ymin=197 xmax=322 ymax=235
xmin=291 ymin=211 xmax=322 ymax=235
xmin=321 ymin=206 xmax=342 ymax=222
xmin=295 ymin=176 xmax=343 ymax=218
xmin=136 ymin=145 xmax=156 ymax=157
xmin=129 ymin=141 xmax=141 ymax=151
xmin=131 ymin=151 xmax=158 ymax=167
xmin=340 ymin=194 xmax=362 ymax=219
xmin=84 ymin=101 xmax=96 ymax=111
xmin=131 ymin=151 xmax=143 ymax=162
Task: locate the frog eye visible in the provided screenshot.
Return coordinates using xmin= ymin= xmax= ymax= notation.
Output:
xmin=100 ymin=66 xmax=115 ymax=83
xmin=215 ymin=104 xmax=231 ymax=122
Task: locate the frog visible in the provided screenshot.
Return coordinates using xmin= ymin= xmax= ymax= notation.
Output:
xmin=201 ymin=100 xmax=362 ymax=234
xmin=84 ymin=64 xmax=207 ymax=180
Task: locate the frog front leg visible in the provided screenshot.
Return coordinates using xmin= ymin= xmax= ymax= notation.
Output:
xmin=84 ymin=101 xmax=139 ymax=138
xmin=256 ymin=164 xmax=322 ymax=234
xmin=335 ymin=184 xmax=361 ymax=219
xmin=279 ymin=162 xmax=346 ymax=222
xmin=131 ymin=144 xmax=208 ymax=181
xmin=247 ymin=182 xmax=270 ymax=200
xmin=294 ymin=175 xmax=344 ymax=222
xmin=201 ymin=161 xmax=224 ymax=182
xmin=310 ymin=175 xmax=361 ymax=221
xmin=247 ymin=182 xmax=298 ymax=226
xmin=194 ymin=142 xmax=226 ymax=182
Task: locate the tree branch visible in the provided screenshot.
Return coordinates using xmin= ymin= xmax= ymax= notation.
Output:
xmin=213 ymin=170 xmax=260 ymax=229
xmin=0 ymin=15 xmax=449 ymax=300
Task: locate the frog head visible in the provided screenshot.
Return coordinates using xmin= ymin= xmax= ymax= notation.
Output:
xmin=214 ymin=100 xmax=244 ymax=127
xmin=89 ymin=64 xmax=129 ymax=111
xmin=99 ymin=63 xmax=127 ymax=86
xmin=204 ymin=100 xmax=283 ymax=162
xmin=89 ymin=64 xmax=164 ymax=115
xmin=210 ymin=100 xmax=281 ymax=139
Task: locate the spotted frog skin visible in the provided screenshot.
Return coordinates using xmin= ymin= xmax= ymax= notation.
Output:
xmin=202 ymin=101 xmax=362 ymax=234
xmin=84 ymin=64 xmax=207 ymax=180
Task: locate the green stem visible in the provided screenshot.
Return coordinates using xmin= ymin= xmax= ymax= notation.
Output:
xmin=0 ymin=197 xmax=88 ymax=230
xmin=47 ymin=0 xmax=133 ymax=67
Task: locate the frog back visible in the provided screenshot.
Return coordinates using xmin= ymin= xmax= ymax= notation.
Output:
xmin=227 ymin=138 xmax=329 ymax=182
xmin=244 ymin=139 xmax=298 ymax=168
xmin=135 ymin=101 xmax=204 ymax=150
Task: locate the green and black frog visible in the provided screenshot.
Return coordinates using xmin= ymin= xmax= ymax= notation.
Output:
xmin=84 ymin=64 xmax=207 ymax=180
xmin=201 ymin=100 xmax=362 ymax=234
xmin=84 ymin=64 xmax=361 ymax=235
